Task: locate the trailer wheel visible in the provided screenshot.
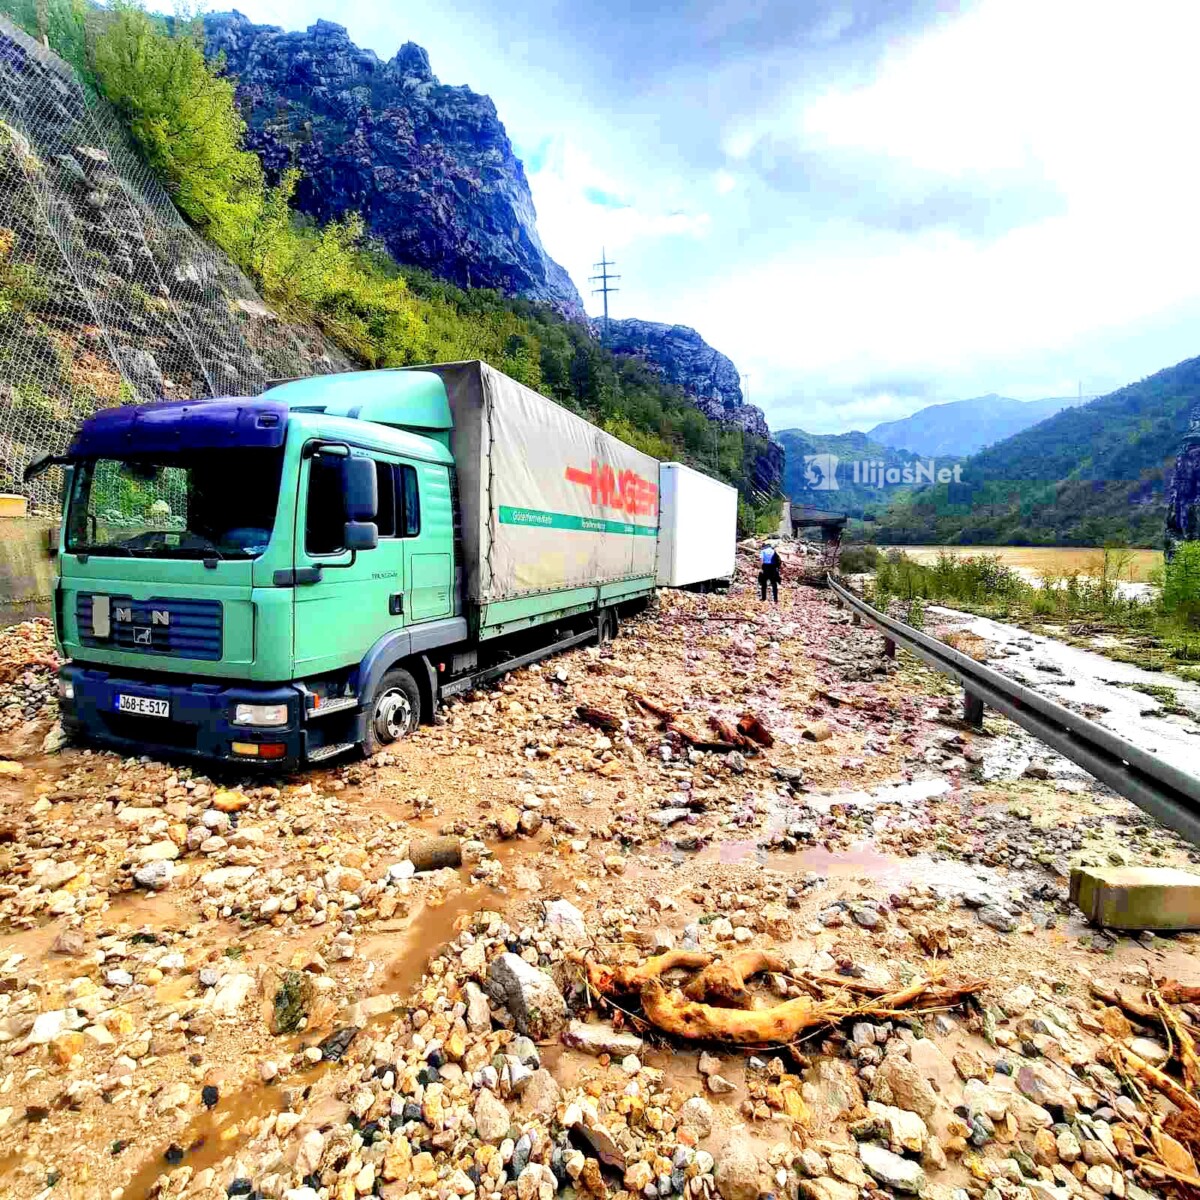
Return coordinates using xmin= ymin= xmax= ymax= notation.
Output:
xmin=362 ymin=667 xmax=421 ymax=755
xmin=597 ymin=609 xmax=619 ymax=644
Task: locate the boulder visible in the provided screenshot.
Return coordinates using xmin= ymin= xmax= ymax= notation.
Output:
xmin=487 ymin=954 xmax=566 ymax=1041
xmin=858 ymin=1142 xmax=926 ymax=1194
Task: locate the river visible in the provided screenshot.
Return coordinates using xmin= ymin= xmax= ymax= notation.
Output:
xmin=882 ymin=544 xmax=1163 ymax=584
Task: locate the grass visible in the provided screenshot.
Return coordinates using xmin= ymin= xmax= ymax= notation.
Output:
xmin=856 ymin=546 xmax=1200 ymax=681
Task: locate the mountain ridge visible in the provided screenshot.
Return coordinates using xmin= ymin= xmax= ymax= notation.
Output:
xmin=866 ymin=392 xmax=1084 ymax=457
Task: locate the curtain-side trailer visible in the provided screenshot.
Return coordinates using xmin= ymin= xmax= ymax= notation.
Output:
xmin=28 ymin=360 xmax=727 ymax=769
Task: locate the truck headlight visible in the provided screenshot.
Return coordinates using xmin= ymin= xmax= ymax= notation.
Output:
xmin=58 ymin=679 xmax=74 ymax=701
xmin=234 ymin=703 xmax=289 ymax=727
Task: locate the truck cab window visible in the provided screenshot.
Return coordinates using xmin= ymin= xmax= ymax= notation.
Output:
xmin=375 ymin=461 xmax=397 ymax=538
xmin=401 ymin=465 xmax=420 ymax=537
xmin=305 ymin=457 xmax=347 ymax=556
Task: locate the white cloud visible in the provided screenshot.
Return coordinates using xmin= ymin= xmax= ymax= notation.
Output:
xmin=525 ymin=138 xmax=711 ymax=318
xmin=714 ymin=169 xmax=738 ymax=195
xmin=682 ymin=0 xmax=1200 ymax=426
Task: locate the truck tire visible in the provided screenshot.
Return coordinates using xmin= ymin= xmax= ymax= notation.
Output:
xmin=362 ymin=667 xmax=421 ymax=756
xmin=597 ymin=609 xmax=619 ymax=644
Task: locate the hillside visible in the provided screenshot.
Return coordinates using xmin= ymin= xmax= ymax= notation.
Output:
xmin=873 ymin=356 xmax=1200 ymax=547
xmin=777 ymin=428 xmax=961 ymax=520
xmin=0 ymin=4 xmax=783 ymax=525
xmin=868 ymin=393 xmax=1083 ymax=457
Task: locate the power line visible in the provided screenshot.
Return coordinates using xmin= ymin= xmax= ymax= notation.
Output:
xmin=589 ymin=249 xmax=619 ymax=341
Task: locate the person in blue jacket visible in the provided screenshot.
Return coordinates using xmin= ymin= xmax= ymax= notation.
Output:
xmin=759 ymin=541 xmax=783 ymax=603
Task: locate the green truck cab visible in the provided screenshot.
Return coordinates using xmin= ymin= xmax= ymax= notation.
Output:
xmin=31 ymin=361 xmax=718 ymax=769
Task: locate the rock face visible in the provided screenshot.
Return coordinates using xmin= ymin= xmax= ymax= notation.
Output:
xmin=602 ymin=318 xmax=769 ymax=438
xmin=1166 ymin=403 xmax=1200 ymax=555
xmin=203 ymin=13 xmax=584 ymax=320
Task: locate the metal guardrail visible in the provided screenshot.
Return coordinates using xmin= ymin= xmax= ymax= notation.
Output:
xmin=826 ymin=574 xmax=1200 ymax=846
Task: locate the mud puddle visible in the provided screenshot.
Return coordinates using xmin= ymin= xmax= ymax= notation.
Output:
xmin=119 ymin=860 xmax=510 ymax=1196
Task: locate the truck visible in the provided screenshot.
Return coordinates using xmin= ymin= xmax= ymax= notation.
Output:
xmin=26 ymin=360 xmax=739 ymax=769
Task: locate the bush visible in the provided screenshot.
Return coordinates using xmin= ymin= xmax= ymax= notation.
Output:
xmin=838 ymin=544 xmax=880 ymax=574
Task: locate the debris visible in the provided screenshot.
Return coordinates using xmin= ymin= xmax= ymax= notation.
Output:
xmin=1070 ymin=864 xmax=1200 ymax=930
xmin=408 ymin=835 xmax=463 ymax=872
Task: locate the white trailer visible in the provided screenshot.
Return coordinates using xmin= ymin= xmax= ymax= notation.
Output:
xmin=655 ymin=462 xmax=738 ymax=589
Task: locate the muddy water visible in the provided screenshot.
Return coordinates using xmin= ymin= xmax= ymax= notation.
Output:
xmin=885 ymin=544 xmax=1163 ymax=583
xmin=119 ymin=869 xmax=501 ymax=1199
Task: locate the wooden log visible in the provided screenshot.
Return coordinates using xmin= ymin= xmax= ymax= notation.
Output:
xmin=682 ymin=950 xmax=790 ymax=1008
xmin=576 ymin=705 xmax=621 ymax=732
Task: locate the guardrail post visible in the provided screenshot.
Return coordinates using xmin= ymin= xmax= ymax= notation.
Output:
xmin=963 ymin=690 xmax=984 ymax=727
xmin=852 ymin=612 xmax=861 ymax=626
xmin=883 ymin=637 xmax=896 ymax=658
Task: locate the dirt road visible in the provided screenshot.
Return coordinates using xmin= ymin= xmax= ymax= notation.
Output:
xmin=0 ymin=556 xmax=1197 ymax=1200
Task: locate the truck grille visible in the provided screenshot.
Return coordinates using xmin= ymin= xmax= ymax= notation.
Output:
xmin=77 ymin=595 xmax=223 ymax=661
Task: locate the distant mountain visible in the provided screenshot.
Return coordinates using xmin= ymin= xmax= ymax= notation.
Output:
xmin=777 ymin=428 xmax=961 ymax=520
xmin=872 ymin=358 xmax=1200 ymax=548
xmin=868 ymin=393 xmax=1084 ymax=457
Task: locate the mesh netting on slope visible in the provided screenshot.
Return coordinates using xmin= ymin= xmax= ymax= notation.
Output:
xmin=0 ymin=17 xmax=346 ymax=512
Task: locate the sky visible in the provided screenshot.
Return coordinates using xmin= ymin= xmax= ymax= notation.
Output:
xmin=205 ymin=0 xmax=1200 ymax=434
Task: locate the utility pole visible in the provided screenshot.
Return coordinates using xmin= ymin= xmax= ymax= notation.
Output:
xmin=590 ymin=250 xmax=619 ymax=341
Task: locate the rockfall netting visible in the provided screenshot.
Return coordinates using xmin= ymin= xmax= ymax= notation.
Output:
xmin=0 ymin=16 xmax=345 ymax=512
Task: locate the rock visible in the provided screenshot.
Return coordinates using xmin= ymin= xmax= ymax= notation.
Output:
xmin=679 ymin=1096 xmax=714 ymax=1138
xmin=203 ymin=12 xmax=586 ymax=319
xmin=464 ymin=982 xmax=492 ymax=1032
xmin=211 ymin=788 xmax=249 ymax=813
xmin=1128 ymin=1037 xmax=1170 ymax=1067
xmin=714 ymin=1140 xmax=763 ymax=1200
xmin=132 ymin=860 xmax=175 ymax=891
xmin=562 ymin=1019 xmax=643 ymax=1057
xmin=798 ymin=1180 xmax=860 ymax=1200
xmin=271 ymin=970 xmax=314 ymax=1034
xmin=977 ymin=905 xmax=1016 ymax=933
xmin=28 ymin=1010 xmax=69 ymax=1045
xmin=473 ymin=1088 xmax=511 ymax=1143
xmin=873 ymin=1054 xmax=939 ymax=1119
xmin=487 ymin=953 xmax=566 ymax=1040
xmin=1070 ymin=865 xmax=1200 ymax=931
xmin=1086 ymin=1164 xmax=1117 ymax=1195
xmin=519 ymin=1069 xmax=561 ymax=1117
xmin=867 ymin=1101 xmax=928 ymax=1153
xmin=858 ymin=1142 xmax=926 ymax=1194
xmin=408 ymin=836 xmax=462 ymax=871
xmin=827 ymin=1153 xmax=868 ymax=1187
xmin=51 ymin=929 xmax=85 ymax=956
xmin=199 ymin=866 xmax=256 ymax=893
xmin=698 ymin=1051 xmax=722 ymax=1077
xmin=706 ymin=1073 xmax=737 ymax=1095
xmin=803 ymin=1058 xmax=864 ymax=1127
xmin=1056 ymin=1128 xmax=1081 ymax=1164
xmin=134 ymin=839 xmax=179 ymax=863
xmin=851 ymin=904 xmax=882 ymax=929
xmin=601 ymin=320 xmax=770 ymax=438
xmin=625 ymin=1162 xmax=655 ymax=1192
xmin=1016 ymin=1064 xmax=1077 ymax=1117
xmin=1000 ymin=984 xmax=1037 ymax=1016
xmin=544 ymin=900 xmax=587 ymax=944
xmin=516 ymin=1163 xmax=558 ymax=1200
xmin=209 ymin=973 xmax=253 ymax=1017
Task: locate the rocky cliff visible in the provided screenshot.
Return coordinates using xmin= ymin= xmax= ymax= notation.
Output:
xmin=1166 ymin=404 xmax=1200 ymax=555
xmin=0 ymin=15 xmax=348 ymax=506
xmin=203 ymin=12 xmax=584 ymax=320
xmin=602 ymin=318 xmax=770 ymax=438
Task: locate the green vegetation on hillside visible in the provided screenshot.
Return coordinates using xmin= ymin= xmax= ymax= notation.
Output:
xmin=777 ymin=427 xmax=962 ymax=521
xmin=2 ymin=0 xmax=779 ymax=531
xmin=858 ymin=546 xmax=1200 ymax=681
xmin=871 ymin=358 xmax=1200 ymax=548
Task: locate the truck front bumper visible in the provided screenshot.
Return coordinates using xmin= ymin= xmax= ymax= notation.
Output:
xmin=59 ymin=663 xmax=310 ymax=768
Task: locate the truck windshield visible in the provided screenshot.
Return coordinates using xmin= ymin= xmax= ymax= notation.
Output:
xmin=65 ymin=449 xmax=285 ymax=560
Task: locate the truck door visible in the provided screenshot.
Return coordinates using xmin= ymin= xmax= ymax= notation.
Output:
xmin=292 ymin=452 xmax=406 ymax=676
xmin=399 ymin=460 xmax=453 ymax=622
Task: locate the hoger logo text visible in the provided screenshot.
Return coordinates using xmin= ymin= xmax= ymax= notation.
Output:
xmin=565 ymin=461 xmax=658 ymax=516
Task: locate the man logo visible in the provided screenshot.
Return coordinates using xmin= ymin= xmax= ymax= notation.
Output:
xmin=114 ymin=608 xmax=169 ymax=625
xmin=803 ymin=453 xmax=840 ymax=491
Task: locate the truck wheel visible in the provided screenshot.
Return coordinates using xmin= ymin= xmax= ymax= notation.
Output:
xmin=597 ymin=609 xmax=619 ymax=644
xmin=362 ymin=667 xmax=421 ymax=755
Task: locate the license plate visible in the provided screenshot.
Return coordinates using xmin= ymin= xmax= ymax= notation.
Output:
xmin=116 ymin=694 xmax=170 ymax=718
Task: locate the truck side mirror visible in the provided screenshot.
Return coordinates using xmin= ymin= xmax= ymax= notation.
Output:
xmin=341 ymin=457 xmax=378 ymax=522
xmin=344 ymin=521 xmax=379 ymax=551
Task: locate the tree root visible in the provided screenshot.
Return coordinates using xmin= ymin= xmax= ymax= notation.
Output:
xmin=682 ymin=949 xmax=789 ymax=1008
xmin=578 ymin=948 xmax=986 ymax=1049
xmin=642 ymin=979 xmax=842 ymax=1045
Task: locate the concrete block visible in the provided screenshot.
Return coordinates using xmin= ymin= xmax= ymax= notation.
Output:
xmin=1070 ymin=865 xmax=1200 ymax=931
